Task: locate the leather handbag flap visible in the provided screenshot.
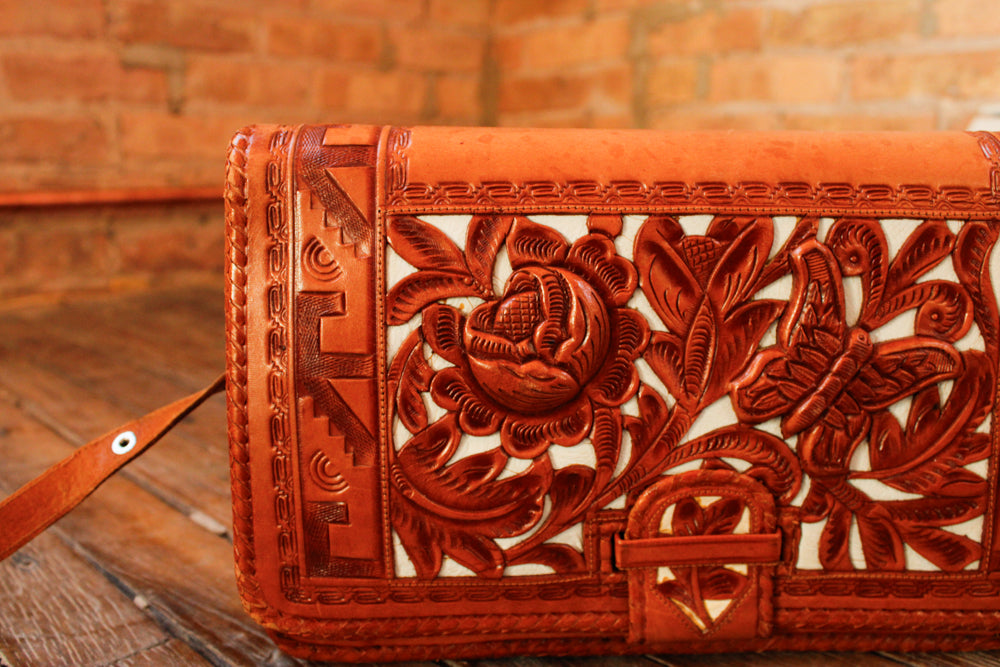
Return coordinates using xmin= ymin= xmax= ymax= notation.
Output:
xmin=225 ymin=125 xmax=1000 ymax=662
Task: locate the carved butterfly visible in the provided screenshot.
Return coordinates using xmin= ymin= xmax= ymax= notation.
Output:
xmin=731 ymin=239 xmax=963 ymax=475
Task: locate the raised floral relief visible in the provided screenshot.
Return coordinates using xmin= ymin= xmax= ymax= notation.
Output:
xmin=385 ymin=213 xmax=997 ymax=580
xmin=424 ymin=218 xmax=647 ymax=460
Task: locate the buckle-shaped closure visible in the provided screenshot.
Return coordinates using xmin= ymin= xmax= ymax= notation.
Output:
xmin=622 ymin=470 xmax=780 ymax=645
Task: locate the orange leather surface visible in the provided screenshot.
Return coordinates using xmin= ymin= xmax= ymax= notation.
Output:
xmin=401 ymin=128 xmax=991 ymax=192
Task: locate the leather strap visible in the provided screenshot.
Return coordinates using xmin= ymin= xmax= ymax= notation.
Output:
xmin=614 ymin=533 xmax=783 ymax=570
xmin=0 ymin=374 xmax=226 ymax=561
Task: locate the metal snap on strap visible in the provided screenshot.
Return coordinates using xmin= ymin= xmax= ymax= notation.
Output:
xmin=111 ymin=431 xmax=138 ymax=456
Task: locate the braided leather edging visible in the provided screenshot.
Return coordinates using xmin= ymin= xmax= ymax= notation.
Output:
xmin=776 ymin=607 xmax=1000 ymax=633
xmin=269 ymin=610 xmax=627 ymax=642
xmin=224 ymin=127 xmax=267 ymax=615
xmin=270 ymin=630 xmax=1000 ymax=663
xmin=274 ymin=636 xmax=632 ymax=663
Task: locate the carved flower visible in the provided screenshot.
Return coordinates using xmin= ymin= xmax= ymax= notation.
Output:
xmin=420 ymin=217 xmax=649 ymax=459
xmin=463 ymin=265 xmax=610 ymax=413
xmin=635 ymin=215 xmax=793 ymax=411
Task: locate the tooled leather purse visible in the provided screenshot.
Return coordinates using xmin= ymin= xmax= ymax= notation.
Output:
xmin=3 ymin=124 xmax=1000 ymax=661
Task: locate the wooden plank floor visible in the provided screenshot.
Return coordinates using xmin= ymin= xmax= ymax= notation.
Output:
xmin=0 ymin=284 xmax=997 ymax=666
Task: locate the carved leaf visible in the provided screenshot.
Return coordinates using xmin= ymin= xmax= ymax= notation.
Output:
xmin=644 ymin=331 xmax=685 ymax=404
xmin=395 ymin=414 xmax=462 ymax=472
xmin=891 ymin=466 xmax=987 ymax=499
xmin=391 ymin=495 xmax=444 ymax=579
xmin=856 ymin=509 xmax=905 ymax=571
xmin=819 ymin=501 xmax=853 ymax=571
xmin=435 ymin=448 xmax=509 ymax=495
xmin=906 ymin=385 xmax=942 ymax=435
xmin=624 ymin=384 xmax=669 ymax=467
xmin=635 ymin=215 xmax=702 ymax=334
xmin=393 ymin=332 xmax=435 ymax=433
xmin=697 ymin=566 xmax=747 ymax=599
xmin=800 ymin=482 xmax=833 ymax=522
xmin=656 ymin=575 xmax=700 ymax=624
xmin=465 ymin=215 xmax=513 ymax=295
xmin=702 ymin=497 xmax=745 ymax=535
xmin=872 ymin=351 xmax=992 ymax=494
xmin=954 ymin=223 xmax=1000 ymax=357
xmin=548 ymin=465 xmax=598 ymax=521
xmin=708 ymin=298 xmax=784 ymax=407
xmin=661 ymin=425 xmax=802 ymax=504
xmin=388 ymin=215 xmax=469 ymax=274
xmin=954 ymin=432 xmax=991 ymax=465
xmin=443 ymin=530 xmax=506 ymax=579
xmin=682 ymin=299 xmax=716 ymax=403
xmin=508 ymin=543 xmax=586 ymax=574
xmin=705 ymin=215 xmax=756 ymax=244
xmin=706 ymin=217 xmax=773 ymax=313
xmin=887 ymin=219 xmax=955 ymax=292
xmin=899 ymin=525 xmax=981 ymax=572
xmin=758 ymin=216 xmax=818 ymax=288
xmin=506 ymin=217 xmax=569 ymax=268
xmin=671 ymin=497 xmax=704 ymax=536
xmin=391 ymin=420 xmax=552 ymax=579
xmin=387 ymin=271 xmax=480 ymax=325
xmin=826 ymin=217 xmax=888 ymax=325
xmin=868 ymin=409 xmax=907 ymax=472
xmin=883 ymin=497 xmax=983 ymax=527
xmin=421 ymin=303 xmax=466 ymax=366
xmin=591 ymin=406 xmax=623 ymax=491
xmin=394 ymin=417 xmax=549 ymax=530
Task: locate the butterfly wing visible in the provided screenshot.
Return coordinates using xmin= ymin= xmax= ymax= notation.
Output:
xmin=732 ymin=240 xmax=845 ymax=424
xmin=852 ymin=337 xmax=963 ymax=411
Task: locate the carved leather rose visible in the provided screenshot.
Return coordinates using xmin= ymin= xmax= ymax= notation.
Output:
xmin=463 ymin=266 xmax=611 ymax=414
xmin=422 ymin=217 xmax=649 ymax=459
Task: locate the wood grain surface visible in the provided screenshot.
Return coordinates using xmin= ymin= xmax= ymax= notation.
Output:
xmin=0 ymin=285 xmax=997 ymax=666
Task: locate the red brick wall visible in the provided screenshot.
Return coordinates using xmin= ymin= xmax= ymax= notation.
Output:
xmin=0 ymin=201 xmax=223 ymax=303
xmin=494 ymin=0 xmax=1000 ymax=131
xmin=0 ymin=0 xmax=489 ymax=192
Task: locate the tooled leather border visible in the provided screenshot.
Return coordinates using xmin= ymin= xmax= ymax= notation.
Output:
xmin=226 ymin=125 xmax=302 ymax=622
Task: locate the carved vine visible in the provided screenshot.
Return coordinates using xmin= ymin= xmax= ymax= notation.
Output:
xmin=385 ymin=214 xmax=997 ymax=579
